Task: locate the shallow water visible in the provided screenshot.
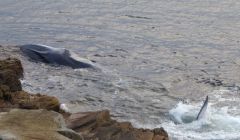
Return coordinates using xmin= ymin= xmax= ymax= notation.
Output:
xmin=1 ymin=0 xmax=240 ymax=139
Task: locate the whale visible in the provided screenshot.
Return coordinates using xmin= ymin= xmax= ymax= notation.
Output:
xmin=196 ymin=95 xmax=208 ymax=120
xmin=19 ymin=44 xmax=95 ymax=69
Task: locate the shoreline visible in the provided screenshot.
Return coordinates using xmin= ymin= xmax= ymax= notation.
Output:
xmin=0 ymin=57 xmax=168 ymax=140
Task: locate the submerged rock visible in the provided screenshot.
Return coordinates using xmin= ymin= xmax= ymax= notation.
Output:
xmin=66 ymin=110 xmax=169 ymax=140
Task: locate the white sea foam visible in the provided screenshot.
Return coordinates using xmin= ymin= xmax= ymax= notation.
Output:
xmin=60 ymin=103 xmax=70 ymax=113
xmin=130 ymin=89 xmax=240 ymax=140
xmin=161 ymin=89 xmax=240 ymax=140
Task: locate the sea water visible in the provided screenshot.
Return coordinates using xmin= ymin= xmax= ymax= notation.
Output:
xmin=1 ymin=0 xmax=240 ymax=139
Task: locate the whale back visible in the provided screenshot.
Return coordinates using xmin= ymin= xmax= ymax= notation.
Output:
xmin=20 ymin=44 xmax=66 ymax=54
xmin=196 ymin=96 xmax=208 ymax=120
xmin=19 ymin=44 xmax=95 ymax=69
xmin=20 ymin=44 xmax=66 ymax=63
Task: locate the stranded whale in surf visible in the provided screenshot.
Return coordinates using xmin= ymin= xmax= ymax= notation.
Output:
xmin=20 ymin=44 xmax=96 ymax=69
xmin=196 ymin=95 xmax=208 ymax=120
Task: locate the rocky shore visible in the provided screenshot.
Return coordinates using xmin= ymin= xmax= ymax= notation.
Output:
xmin=0 ymin=58 xmax=168 ymax=140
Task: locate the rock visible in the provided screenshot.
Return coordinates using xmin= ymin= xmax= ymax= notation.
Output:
xmin=0 ymin=70 xmax=22 ymax=92
xmin=57 ymin=129 xmax=83 ymax=140
xmin=0 ymin=131 xmax=17 ymax=140
xmin=0 ymin=85 xmax=11 ymax=100
xmin=0 ymin=57 xmax=169 ymax=140
xmin=0 ymin=58 xmax=23 ymax=78
xmin=153 ymin=135 xmax=167 ymax=140
xmin=66 ymin=110 xmax=111 ymax=132
xmin=0 ymin=58 xmax=23 ymax=92
xmin=66 ymin=110 xmax=169 ymax=140
xmin=153 ymin=128 xmax=169 ymax=140
xmin=0 ymin=89 xmax=60 ymax=111
xmin=153 ymin=128 xmax=169 ymax=138
xmin=11 ymin=91 xmax=60 ymax=111
xmin=0 ymin=58 xmax=60 ymax=112
xmin=0 ymin=109 xmax=78 ymax=140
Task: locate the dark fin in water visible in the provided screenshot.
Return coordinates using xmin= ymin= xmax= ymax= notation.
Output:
xmin=196 ymin=96 xmax=208 ymax=120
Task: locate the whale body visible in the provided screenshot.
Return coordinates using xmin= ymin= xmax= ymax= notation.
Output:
xmin=196 ymin=95 xmax=208 ymax=120
xmin=20 ymin=44 xmax=95 ymax=69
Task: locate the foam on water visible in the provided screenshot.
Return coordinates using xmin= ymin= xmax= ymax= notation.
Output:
xmin=161 ymin=89 xmax=240 ymax=140
xmin=129 ymin=89 xmax=240 ymax=139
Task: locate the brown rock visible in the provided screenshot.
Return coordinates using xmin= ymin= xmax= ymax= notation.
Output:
xmin=108 ymin=128 xmax=154 ymax=140
xmin=0 ymin=58 xmax=23 ymax=78
xmin=0 ymin=57 xmax=169 ymax=140
xmin=118 ymin=122 xmax=133 ymax=130
xmin=66 ymin=110 xmax=169 ymax=140
xmin=153 ymin=128 xmax=169 ymax=139
xmin=0 ymin=109 xmax=82 ymax=140
xmin=11 ymin=91 xmax=60 ymax=112
xmin=0 ymin=58 xmax=23 ymax=92
xmin=66 ymin=110 xmax=111 ymax=132
xmin=153 ymin=135 xmax=168 ymax=140
xmin=0 ymin=58 xmax=60 ymax=112
xmin=0 ymin=69 xmax=22 ymax=92
xmin=0 ymin=83 xmax=15 ymax=108
xmin=0 ymin=90 xmax=60 ymax=111
xmin=0 ymin=85 xmax=11 ymax=99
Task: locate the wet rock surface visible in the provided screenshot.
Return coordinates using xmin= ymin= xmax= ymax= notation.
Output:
xmin=0 ymin=58 xmax=168 ymax=139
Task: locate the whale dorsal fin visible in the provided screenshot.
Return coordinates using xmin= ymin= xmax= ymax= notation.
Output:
xmin=196 ymin=96 xmax=208 ymax=120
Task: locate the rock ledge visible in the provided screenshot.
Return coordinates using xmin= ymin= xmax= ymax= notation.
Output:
xmin=0 ymin=58 xmax=168 ymax=140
